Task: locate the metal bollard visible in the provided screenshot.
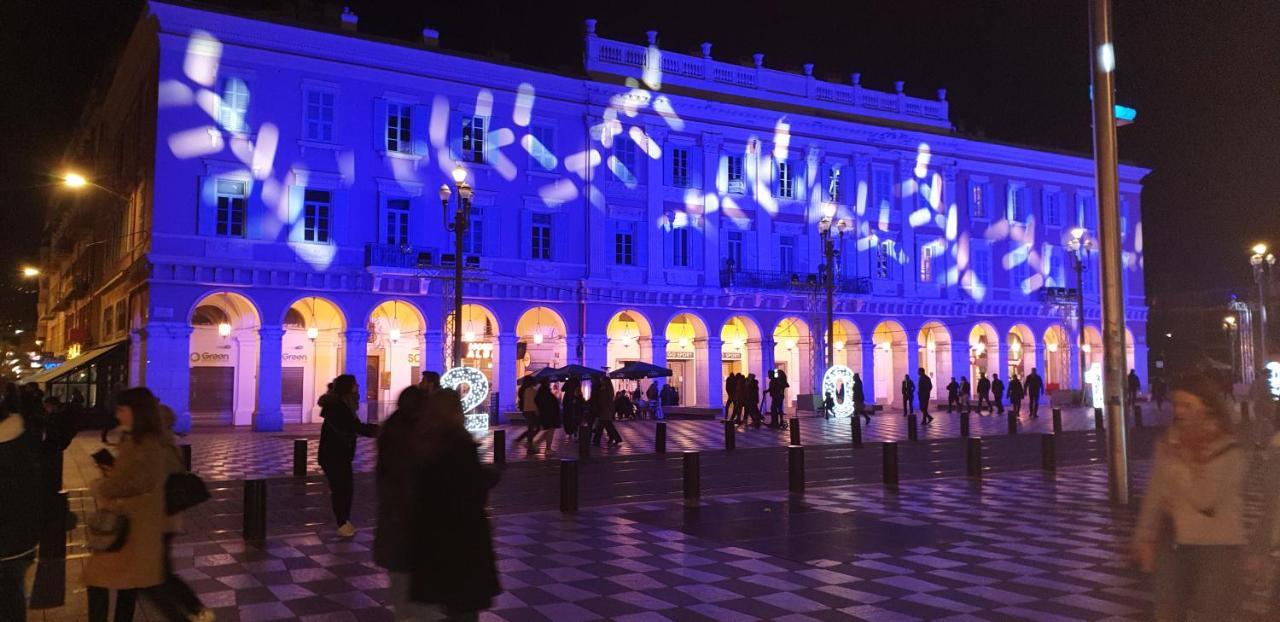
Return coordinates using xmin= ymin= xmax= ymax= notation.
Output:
xmin=243 ymin=479 xmax=267 ymax=542
xmin=724 ymin=420 xmax=736 ymax=450
xmin=1094 ymin=408 xmax=1104 ymax=431
xmin=1133 ymin=405 xmax=1144 ymax=428
xmin=559 ymin=459 xmax=579 ymax=512
xmin=850 ymin=415 xmax=863 ymax=448
xmin=292 ymin=439 xmax=307 ymax=477
xmin=1052 ymin=408 xmax=1063 ymax=434
xmin=790 ymin=418 xmax=801 ymax=445
xmin=180 ymin=444 xmax=192 ymax=472
xmin=960 ymin=411 xmax=970 ymax=437
xmin=578 ymin=425 xmax=591 ymax=459
xmin=1041 ymin=433 xmax=1056 ymax=471
xmin=966 ymin=437 xmax=983 ymax=478
xmin=683 ymin=452 xmax=700 ymax=500
xmin=907 ymin=414 xmax=918 ymax=441
xmin=788 ymin=445 xmax=805 ymax=494
xmin=1007 ymin=412 xmax=1018 ymax=435
xmin=493 ymin=429 xmax=506 ymax=466
xmin=882 ymin=442 xmax=899 ymax=487
xmin=655 ymin=421 xmax=667 ymax=454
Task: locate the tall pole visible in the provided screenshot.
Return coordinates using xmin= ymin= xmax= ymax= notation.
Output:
xmin=452 ymin=198 xmax=465 ymax=369
xmin=825 ymin=230 xmax=835 ymax=369
xmin=1074 ymin=252 xmax=1087 ymax=390
xmin=1089 ymin=0 xmax=1129 ymax=506
xmin=1255 ymin=258 xmax=1272 ymax=369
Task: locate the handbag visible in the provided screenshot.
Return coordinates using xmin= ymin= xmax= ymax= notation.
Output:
xmin=85 ymin=508 xmax=130 ymax=552
xmin=165 ymin=471 xmax=211 ymax=515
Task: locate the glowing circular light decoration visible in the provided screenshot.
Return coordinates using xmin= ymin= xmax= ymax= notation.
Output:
xmin=441 ymin=366 xmax=491 ymax=437
xmin=821 ymin=365 xmax=858 ymax=418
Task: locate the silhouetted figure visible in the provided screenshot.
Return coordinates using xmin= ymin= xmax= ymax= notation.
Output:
xmin=976 ymin=373 xmax=991 ymax=413
xmin=1024 ymin=369 xmax=1044 ymax=418
xmin=613 ymin=390 xmax=635 ymax=421
xmin=561 ymin=377 xmax=585 ymax=441
xmin=0 ymin=388 xmax=40 ymax=622
xmin=852 ymin=373 xmax=869 ymax=424
xmin=1008 ymin=375 xmax=1025 ymax=417
xmin=1151 ymin=375 xmax=1168 ymax=412
xmin=733 ymin=373 xmax=752 ymax=426
xmin=960 ymin=376 xmax=972 ymax=410
xmin=319 ymin=375 xmax=378 ymax=538
xmin=534 ymin=380 xmax=560 ymax=444
xmin=375 ymin=386 xmax=433 ymax=619
xmin=514 ymin=377 xmax=540 ymax=443
xmin=917 ymin=369 xmax=933 ymax=424
xmin=767 ymin=371 xmax=788 ymax=427
xmin=590 ymin=378 xmax=621 ymax=446
xmin=745 ymin=373 xmax=763 ymax=428
xmin=1128 ymin=369 xmax=1141 ymax=406
xmin=822 ymin=392 xmax=835 ymax=420
xmin=901 ymin=375 xmax=915 ymax=416
xmin=946 ymin=378 xmax=960 ymax=413
xmin=725 ymin=373 xmax=739 ymax=421
xmin=991 ymin=374 xmax=1005 ymax=414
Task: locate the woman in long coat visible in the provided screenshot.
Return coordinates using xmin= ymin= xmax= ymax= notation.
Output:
xmin=84 ymin=387 xmax=185 ymax=622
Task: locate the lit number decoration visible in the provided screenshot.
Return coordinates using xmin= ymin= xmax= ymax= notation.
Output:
xmin=441 ymin=366 xmax=491 ymax=436
xmin=821 ymin=365 xmax=858 ymax=418
xmin=1266 ymin=361 xmax=1279 ymax=400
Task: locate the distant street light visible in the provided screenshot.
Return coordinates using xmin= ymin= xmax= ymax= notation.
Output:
xmin=1251 ymin=242 xmax=1276 ymax=373
xmin=61 ymin=170 xmax=131 ymax=202
xmin=20 ymin=266 xmax=39 ymax=278
xmin=63 ymin=172 xmax=87 ymax=188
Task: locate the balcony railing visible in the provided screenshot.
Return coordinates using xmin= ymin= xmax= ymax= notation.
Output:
xmin=365 ymin=244 xmax=430 ymax=270
xmin=720 ymin=267 xmax=871 ymax=294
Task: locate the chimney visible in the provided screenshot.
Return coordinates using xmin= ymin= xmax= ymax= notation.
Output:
xmin=340 ymin=6 xmax=358 ymax=32
xmin=421 ymin=26 xmax=440 ymax=47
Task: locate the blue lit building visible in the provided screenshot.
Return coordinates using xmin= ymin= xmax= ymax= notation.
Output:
xmin=37 ymin=2 xmax=1149 ymax=431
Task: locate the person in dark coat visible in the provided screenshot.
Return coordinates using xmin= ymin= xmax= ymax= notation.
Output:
xmin=852 ymin=373 xmax=868 ymax=424
xmin=1151 ymin=375 xmax=1168 ymax=411
xmin=916 ymin=369 xmax=934 ymax=424
xmin=1127 ymin=369 xmax=1141 ymax=405
xmin=976 ymin=373 xmax=991 ymax=413
xmin=745 ymin=374 xmax=763 ymax=428
xmin=1008 ymin=375 xmax=1025 ymax=417
xmin=766 ymin=371 xmax=786 ymax=428
xmin=946 ymin=378 xmax=960 ymax=413
xmin=409 ymin=388 xmax=500 ymax=619
xmin=900 ymin=375 xmax=915 ymax=415
xmin=0 ymin=402 xmax=40 ymax=622
xmin=613 ymin=390 xmax=635 ymax=421
xmin=646 ymin=382 xmax=659 ymax=402
xmin=590 ymin=378 xmax=621 ymax=446
xmin=534 ymin=380 xmax=560 ymax=441
xmin=960 ymin=376 xmax=972 ymax=411
xmin=374 ymin=386 xmax=436 ymax=620
xmin=562 ymin=378 xmax=586 ymax=441
xmin=514 ymin=377 xmax=540 ymax=443
xmin=1024 ymin=368 xmax=1044 ymax=418
xmin=725 ymin=373 xmax=739 ymax=421
xmin=318 ymin=375 xmax=378 ymax=538
xmin=991 ymin=373 xmax=1005 ymax=414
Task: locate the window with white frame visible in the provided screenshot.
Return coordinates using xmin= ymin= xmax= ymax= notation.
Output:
xmin=463 ymin=206 xmax=483 ymax=255
xmin=614 ymin=222 xmax=636 ymax=265
xmin=384 ymin=198 xmax=410 ymax=247
xmin=528 ymin=125 xmax=556 ymax=171
xmin=531 ymin=213 xmax=552 ymax=260
xmin=1077 ymin=193 xmax=1098 ymax=230
xmin=385 ymin=103 xmax=411 ymax=153
xmin=970 ymin=245 xmax=991 ymax=287
xmin=304 ymin=89 xmax=334 ymax=142
xmin=919 ymin=244 xmax=935 ymax=283
xmin=1045 ymin=245 xmax=1066 ymax=287
xmin=671 ymin=148 xmax=690 ymax=188
xmin=219 ymin=77 xmax=250 ymax=133
xmin=875 ymin=240 xmax=892 ymax=280
xmin=214 ymin=179 xmax=247 ymax=237
xmin=776 ymin=160 xmax=794 ymax=199
xmin=303 ymin=189 xmax=331 ymax=243
xmin=727 ymin=155 xmax=745 ymax=193
xmin=779 ymin=235 xmax=796 ymax=274
xmin=1008 ymin=184 xmax=1030 ymax=223
xmin=613 ymin=136 xmax=638 ymax=185
xmin=969 ymin=179 xmax=986 ymax=218
xmin=672 ymin=226 xmax=691 ymax=267
xmin=827 ymin=165 xmax=842 ymax=202
xmin=462 ymin=115 xmax=487 ymax=163
xmin=726 ymin=231 xmax=743 ymax=270
xmin=873 ymin=168 xmax=893 ymax=213
xmin=1044 ymin=189 xmax=1063 ymax=226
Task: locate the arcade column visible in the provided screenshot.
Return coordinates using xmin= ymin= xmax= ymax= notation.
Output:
xmin=254 ymin=325 xmax=284 ymax=432
xmin=343 ymin=328 xmax=369 ymax=415
xmin=140 ymin=321 xmax=193 ymax=434
xmin=497 ymin=334 xmax=519 ymax=420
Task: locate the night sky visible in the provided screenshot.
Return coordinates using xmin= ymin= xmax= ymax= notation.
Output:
xmin=2 ymin=0 xmax=1277 ymax=341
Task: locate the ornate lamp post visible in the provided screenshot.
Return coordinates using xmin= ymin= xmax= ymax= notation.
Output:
xmin=1066 ymin=227 xmax=1094 ymax=392
xmin=1251 ymin=243 xmax=1275 ymax=372
xmin=818 ymin=202 xmax=849 ymax=369
xmin=439 ymin=164 xmax=473 ymax=368
xmin=1223 ymin=315 xmax=1238 ymax=383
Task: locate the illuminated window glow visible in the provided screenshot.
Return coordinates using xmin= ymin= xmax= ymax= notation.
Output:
xmin=876 ymin=241 xmax=891 ymax=280
xmin=462 ymin=115 xmax=488 ymax=163
xmin=919 ymin=245 xmax=934 ymax=283
xmin=727 ymin=155 xmax=744 ymax=194
xmin=219 ymin=77 xmax=249 ymax=133
xmin=776 ymin=160 xmax=794 ymax=199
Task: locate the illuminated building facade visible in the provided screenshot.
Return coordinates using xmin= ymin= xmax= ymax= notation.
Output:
xmin=38 ymin=3 xmax=1148 ymax=431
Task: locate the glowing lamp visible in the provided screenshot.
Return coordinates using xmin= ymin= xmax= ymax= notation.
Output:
xmin=438 ymin=184 xmax=452 ymax=203
xmin=451 ymin=163 xmax=468 ymax=184
xmin=29 ymin=362 xmax=40 ymax=368
xmin=217 ymin=322 xmax=231 ymax=337
xmin=1082 ymin=344 xmax=1092 ymax=353
xmin=786 ymin=339 xmax=797 ymax=351
xmin=821 ymin=202 xmax=837 ymax=220
xmin=533 ymin=333 xmax=543 ymax=345
xmin=64 ymin=173 xmax=87 ymax=188
xmin=1253 ymin=243 xmax=1268 ymax=256
xmin=679 ymin=338 xmax=691 ymax=349
xmin=20 ymin=266 xmax=39 ymax=278
xmin=834 ymin=341 xmax=844 ymax=351
xmin=13 ymin=329 xmax=21 ymax=335
xmin=1047 ymin=343 xmax=1059 ymax=353
xmin=463 ymin=331 xmax=476 ymax=342
xmin=1071 ymin=227 xmax=1086 ymax=241
xmin=306 ymin=327 xmax=319 ymax=341
xmin=389 ymin=328 xmax=401 ymax=343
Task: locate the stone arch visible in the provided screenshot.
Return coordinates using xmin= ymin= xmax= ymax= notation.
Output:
xmin=1043 ymin=324 xmax=1070 ymax=390
xmin=368 ymin=299 xmax=429 ymax=414
xmin=281 ymin=296 xmax=347 ymax=423
xmin=666 ymin=312 xmax=710 ymax=407
xmin=516 ymin=306 xmax=569 ymax=382
xmin=873 ymin=320 xmax=908 ymax=406
xmin=773 ymin=316 xmax=814 ymax=410
xmin=916 ymin=320 xmax=952 ymax=400
xmin=606 ymin=309 xmax=654 ymax=370
xmin=188 ymin=291 xmax=262 ymax=427
xmin=969 ymin=322 xmax=1000 ymax=383
xmin=1006 ymin=323 xmax=1037 ymax=382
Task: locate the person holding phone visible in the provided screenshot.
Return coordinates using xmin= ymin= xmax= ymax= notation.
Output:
xmin=318 ymin=375 xmax=378 ymax=538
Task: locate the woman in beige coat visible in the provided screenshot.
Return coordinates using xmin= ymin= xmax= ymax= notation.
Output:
xmin=84 ymin=388 xmax=184 ymax=622
xmin=1132 ymin=373 xmax=1246 ymax=621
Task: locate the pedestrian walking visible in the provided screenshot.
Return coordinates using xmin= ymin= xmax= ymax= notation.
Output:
xmin=852 ymin=373 xmax=869 ymax=424
xmin=1128 ymin=369 xmax=1142 ymax=406
xmin=514 ymin=377 xmax=540 ymax=443
xmin=1025 ymin=368 xmax=1044 ymax=418
xmin=1132 ymin=373 xmax=1246 ymax=620
xmin=409 ymin=388 xmax=501 ymax=620
xmin=767 ymin=371 xmax=788 ymax=428
xmin=318 ymin=375 xmax=379 ymax=538
xmin=991 ymin=374 xmax=1005 ymax=414
xmin=1151 ymin=375 xmax=1168 ymax=412
xmin=590 ymin=378 xmax=621 ymax=446
xmin=725 ymin=373 xmax=739 ymax=421
xmin=945 ymin=377 xmax=959 ymax=413
xmin=375 ymin=386 xmax=439 ymax=621
xmin=960 ymin=376 xmax=972 ymax=411
xmin=0 ymin=388 xmax=40 ymax=622
xmin=901 ymin=375 xmax=915 ymax=416
xmin=561 ymin=377 xmax=584 ymax=441
xmin=745 ymin=374 xmax=763 ymax=428
xmin=84 ymin=388 xmax=186 ymax=622
xmin=976 ymin=373 xmax=991 ymax=413
xmin=534 ymin=380 xmax=560 ymax=445
xmin=1008 ymin=375 xmax=1025 ymax=417
xmin=916 ymin=369 xmax=933 ymax=424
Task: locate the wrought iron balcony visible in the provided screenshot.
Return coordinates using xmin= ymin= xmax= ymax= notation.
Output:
xmin=365 ymin=244 xmax=430 ymax=270
xmin=720 ymin=267 xmax=870 ymax=294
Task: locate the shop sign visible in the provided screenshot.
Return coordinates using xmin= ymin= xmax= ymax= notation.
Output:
xmin=189 ymin=351 xmax=232 ymax=366
xmin=667 ymin=350 xmax=695 ymax=360
xmin=282 ymin=352 xmax=308 ymax=364
xmin=721 ymin=351 xmax=742 ymax=360
xmin=408 ymin=352 xmax=422 ymax=365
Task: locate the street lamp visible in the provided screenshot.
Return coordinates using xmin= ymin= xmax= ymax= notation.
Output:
xmin=440 ymin=163 xmax=474 ymax=367
xmin=62 ymin=171 xmax=131 ymax=202
xmin=818 ymin=201 xmax=850 ymax=369
xmin=1251 ymin=242 xmax=1275 ymax=375
xmin=1066 ymin=227 xmax=1094 ymax=393
xmin=20 ymin=266 xmax=39 ymax=278
xmin=1224 ymin=315 xmax=1239 ymax=383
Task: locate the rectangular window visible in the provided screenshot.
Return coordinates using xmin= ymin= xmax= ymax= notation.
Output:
xmin=102 ymin=307 xmax=113 ymax=338
xmin=214 ymin=179 xmax=247 ymax=237
xmin=614 ymin=222 xmax=635 ymax=265
xmin=613 ymin=136 xmax=638 ymax=184
xmin=726 ymin=231 xmax=743 ymax=270
xmin=779 ymin=235 xmax=796 ymax=274
xmin=463 ymin=206 xmax=483 ymax=255
xmin=827 ymin=166 xmax=842 ymax=202
xmin=384 ymin=198 xmax=410 ymax=247
xmin=386 ymin=103 xmax=411 ymax=153
xmin=969 ymin=180 xmax=985 ymax=218
xmin=873 ymin=168 xmax=893 ymax=214
xmin=776 ymin=160 xmax=794 ymax=198
xmin=672 ymin=227 xmax=691 ymax=267
xmin=920 ymin=245 xmax=934 ymax=283
xmin=305 ymin=89 xmax=334 ymax=142
xmin=1008 ymin=185 xmax=1029 ymax=223
xmin=303 ymin=189 xmax=331 ymax=243
xmin=219 ymin=77 xmax=249 ymax=133
xmin=462 ymin=115 xmax=487 ymax=163
xmin=970 ymin=246 xmax=991 ymax=287
xmin=1078 ymin=194 xmax=1098 ymax=230
xmin=727 ymin=155 xmax=745 ymax=194
xmin=875 ymin=241 xmax=891 ymax=280
xmin=1046 ymin=246 xmax=1066 ymax=287
xmin=116 ymin=301 xmax=127 ymax=335
xmin=528 ymin=125 xmax=556 ymax=170
xmin=531 ymin=213 xmax=552 ymax=260
xmin=1044 ymin=190 xmax=1062 ymax=226
xmin=671 ymin=148 xmax=690 ymax=188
